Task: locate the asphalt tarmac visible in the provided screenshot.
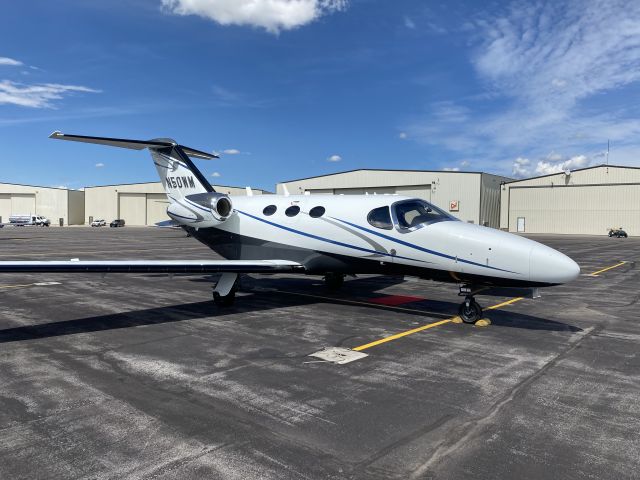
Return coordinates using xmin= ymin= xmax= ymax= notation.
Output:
xmin=0 ymin=227 xmax=637 ymax=479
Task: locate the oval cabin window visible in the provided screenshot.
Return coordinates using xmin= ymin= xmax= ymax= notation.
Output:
xmin=285 ymin=205 xmax=300 ymax=217
xmin=367 ymin=206 xmax=393 ymax=230
xmin=309 ymin=206 xmax=325 ymax=218
xmin=263 ymin=205 xmax=277 ymax=216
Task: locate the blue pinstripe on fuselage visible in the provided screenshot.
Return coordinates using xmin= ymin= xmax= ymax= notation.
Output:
xmin=331 ymin=217 xmax=519 ymax=274
xmin=236 ymin=210 xmax=425 ymax=263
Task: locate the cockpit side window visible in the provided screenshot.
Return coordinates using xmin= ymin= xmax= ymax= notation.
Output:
xmin=367 ymin=206 xmax=393 ymax=230
xmin=393 ymin=199 xmax=456 ymax=229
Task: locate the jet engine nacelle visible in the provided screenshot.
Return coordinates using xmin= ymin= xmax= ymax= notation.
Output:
xmin=167 ymin=192 xmax=234 ymax=228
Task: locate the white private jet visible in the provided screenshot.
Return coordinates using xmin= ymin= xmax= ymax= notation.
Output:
xmin=0 ymin=133 xmax=580 ymax=324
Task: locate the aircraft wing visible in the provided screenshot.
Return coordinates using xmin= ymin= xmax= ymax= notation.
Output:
xmin=0 ymin=259 xmax=304 ymax=274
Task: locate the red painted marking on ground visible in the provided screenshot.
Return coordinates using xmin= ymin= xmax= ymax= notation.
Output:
xmin=368 ymin=295 xmax=426 ymax=306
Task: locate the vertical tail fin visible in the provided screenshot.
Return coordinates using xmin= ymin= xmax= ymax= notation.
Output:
xmin=149 ymin=143 xmax=215 ymax=201
xmin=49 ymin=132 xmax=218 ymax=200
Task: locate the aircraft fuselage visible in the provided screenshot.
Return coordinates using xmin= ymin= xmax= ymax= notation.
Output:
xmin=186 ymin=194 xmax=580 ymax=288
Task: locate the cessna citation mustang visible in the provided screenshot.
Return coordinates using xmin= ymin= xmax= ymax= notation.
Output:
xmin=0 ymin=132 xmax=580 ymax=324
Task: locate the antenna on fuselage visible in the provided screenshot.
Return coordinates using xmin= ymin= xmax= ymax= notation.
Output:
xmin=245 ymin=186 xmax=253 ymax=196
xmin=282 ymin=185 xmax=290 ymax=197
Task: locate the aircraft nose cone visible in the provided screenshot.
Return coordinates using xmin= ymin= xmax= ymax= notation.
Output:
xmin=529 ymin=244 xmax=580 ymax=284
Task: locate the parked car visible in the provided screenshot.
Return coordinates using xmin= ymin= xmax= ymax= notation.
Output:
xmin=608 ymin=227 xmax=628 ymax=238
xmin=9 ymin=215 xmax=50 ymax=226
xmin=91 ymin=219 xmax=106 ymax=227
xmin=110 ymin=219 xmax=125 ymax=227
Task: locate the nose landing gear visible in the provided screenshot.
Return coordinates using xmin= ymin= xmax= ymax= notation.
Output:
xmin=458 ymin=296 xmax=483 ymax=324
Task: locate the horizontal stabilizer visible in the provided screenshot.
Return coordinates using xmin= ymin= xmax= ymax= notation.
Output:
xmin=154 ymin=220 xmax=181 ymax=228
xmin=49 ymin=132 xmax=218 ymax=159
xmin=0 ymin=259 xmax=304 ymax=274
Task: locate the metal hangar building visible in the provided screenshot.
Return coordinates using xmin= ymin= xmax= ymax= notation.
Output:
xmin=0 ymin=183 xmax=85 ymax=226
xmin=500 ymin=165 xmax=640 ymax=235
xmin=84 ymin=182 xmax=267 ymax=226
xmin=277 ymin=169 xmax=512 ymax=228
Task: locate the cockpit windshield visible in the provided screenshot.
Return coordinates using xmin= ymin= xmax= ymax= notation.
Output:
xmin=392 ymin=199 xmax=457 ymax=230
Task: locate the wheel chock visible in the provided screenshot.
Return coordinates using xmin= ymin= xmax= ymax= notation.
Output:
xmin=451 ymin=316 xmax=463 ymax=324
xmin=475 ymin=318 xmax=491 ymax=327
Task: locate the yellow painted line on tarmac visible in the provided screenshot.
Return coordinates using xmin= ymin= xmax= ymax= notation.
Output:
xmin=590 ymin=261 xmax=626 ymax=276
xmin=349 ymin=260 xmax=630 ymax=354
xmin=352 ymin=296 xmax=525 ymax=352
xmin=486 ymin=297 xmax=524 ymax=310
xmin=353 ymin=319 xmax=453 ymax=351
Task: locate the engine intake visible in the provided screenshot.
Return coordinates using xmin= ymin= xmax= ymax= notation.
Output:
xmin=186 ymin=193 xmax=234 ymax=221
xmin=167 ymin=192 xmax=235 ymax=227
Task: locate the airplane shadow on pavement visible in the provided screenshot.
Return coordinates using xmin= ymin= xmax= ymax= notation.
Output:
xmin=0 ymin=274 xmax=582 ymax=344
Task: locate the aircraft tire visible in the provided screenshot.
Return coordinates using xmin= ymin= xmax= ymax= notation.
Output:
xmin=324 ymin=273 xmax=344 ymax=291
xmin=459 ymin=298 xmax=482 ymax=324
xmin=213 ymin=289 xmax=236 ymax=307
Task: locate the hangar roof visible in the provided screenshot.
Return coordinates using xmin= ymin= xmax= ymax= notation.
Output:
xmin=0 ymin=182 xmax=75 ymax=191
xmin=280 ymin=168 xmax=489 ymax=184
xmin=83 ymin=181 xmax=270 ymax=193
xmin=504 ymin=164 xmax=640 ymax=186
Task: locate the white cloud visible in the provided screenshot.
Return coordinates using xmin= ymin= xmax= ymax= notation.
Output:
xmin=211 ymin=171 xmax=221 ymax=177
xmin=511 ymin=154 xmax=591 ymax=178
xmin=535 ymin=154 xmax=589 ymax=175
xmin=551 ymin=78 xmax=567 ymax=88
xmin=212 ymin=84 xmax=242 ymax=104
xmin=95 ymin=162 xmax=105 ymax=168
xmin=211 ymin=83 xmax=274 ymax=108
xmin=511 ymin=157 xmax=531 ymax=177
xmin=0 ymin=57 xmax=22 ymax=66
xmin=460 ymin=160 xmax=470 ymax=167
xmin=430 ymin=101 xmax=469 ymax=123
xmin=0 ymin=81 xmax=100 ymax=108
xmin=473 ymin=1 xmax=640 ymax=116
xmin=398 ymin=131 xmax=408 ymax=139
xmin=327 ymin=154 xmax=342 ymax=162
xmin=404 ymin=16 xmax=415 ymax=29
xmin=425 ymin=21 xmax=448 ymax=35
xmin=161 ymin=0 xmax=348 ymax=34
xmin=222 ymin=148 xmax=240 ymax=154
xmin=405 ymin=1 xmax=640 ymax=175
xmin=443 ymin=166 xmax=460 ymax=171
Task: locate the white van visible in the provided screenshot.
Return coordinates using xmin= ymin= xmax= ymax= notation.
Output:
xmin=9 ymin=215 xmax=51 ymax=226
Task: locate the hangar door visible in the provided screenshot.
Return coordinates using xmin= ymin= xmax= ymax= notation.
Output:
xmin=146 ymin=194 xmax=169 ymax=225
xmin=11 ymin=194 xmax=36 ymax=216
xmin=334 ymin=187 xmax=396 ymax=195
xmin=509 ymin=184 xmax=640 ymax=235
xmin=395 ymin=185 xmax=431 ymax=201
xmin=0 ymin=195 xmax=10 ymax=223
xmin=118 ymin=193 xmax=146 ymax=226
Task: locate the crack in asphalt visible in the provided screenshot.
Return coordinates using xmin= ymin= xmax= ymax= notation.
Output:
xmin=409 ymin=325 xmax=600 ymax=479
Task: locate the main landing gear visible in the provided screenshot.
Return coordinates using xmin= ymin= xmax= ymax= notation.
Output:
xmin=324 ymin=272 xmax=345 ymax=291
xmin=458 ymin=285 xmax=483 ymax=324
xmin=213 ymin=272 xmax=238 ymax=307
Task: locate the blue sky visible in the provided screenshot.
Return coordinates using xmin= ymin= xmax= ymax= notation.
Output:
xmin=2 ymin=0 xmax=640 ymax=191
